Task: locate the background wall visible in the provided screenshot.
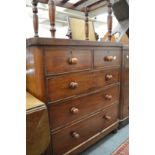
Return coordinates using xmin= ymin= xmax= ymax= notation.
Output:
xmin=26 ymin=3 xmax=118 ymax=39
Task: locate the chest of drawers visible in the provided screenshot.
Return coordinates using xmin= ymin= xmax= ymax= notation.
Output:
xmin=26 ymin=38 xmax=123 ymax=155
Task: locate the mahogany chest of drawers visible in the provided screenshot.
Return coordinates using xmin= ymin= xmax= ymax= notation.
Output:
xmin=26 ymin=38 xmax=124 ymax=155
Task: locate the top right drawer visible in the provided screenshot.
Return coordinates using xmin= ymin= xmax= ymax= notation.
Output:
xmin=94 ymin=48 xmax=121 ymax=68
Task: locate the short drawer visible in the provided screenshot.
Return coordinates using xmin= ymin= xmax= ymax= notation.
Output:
xmin=44 ymin=48 xmax=92 ymax=75
xmin=94 ymin=48 xmax=121 ymax=68
xmin=52 ymin=104 xmax=119 ymax=155
xmin=93 ymin=68 xmax=120 ymax=90
xmin=49 ymin=85 xmax=120 ymax=130
xmin=47 ymin=69 xmax=120 ymax=102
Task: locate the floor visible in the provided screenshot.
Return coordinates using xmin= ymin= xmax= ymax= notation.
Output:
xmin=81 ymin=124 xmax=129 ymax=155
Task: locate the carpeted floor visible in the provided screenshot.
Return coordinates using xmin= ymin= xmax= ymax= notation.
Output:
xmin=112 ymin=139 xmax=129 ymax=155
xmin=82 ymin=124 xmax=129 ymax=155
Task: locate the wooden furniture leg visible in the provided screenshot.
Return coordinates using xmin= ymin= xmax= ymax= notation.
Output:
xmin=48 ymin=0 xmax=56 ymax=38
xmin=85 ymin=7 xmax=89 ymax=40
xmin=32 ymin=0 xmax=39 ymax=37
xmin=107 ymin=0 xmax=112 ymax=41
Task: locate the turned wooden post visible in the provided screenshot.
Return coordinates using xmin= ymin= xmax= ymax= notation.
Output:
xmin=32 ymin=0 xmax=39 ymax=37
xmin=48 ymin=0 xmax=56 ymax=38
xmin=85 ymin=7 xmax=89 ymax=40
xmin=107 ymin=0 xmax=112 ymax=41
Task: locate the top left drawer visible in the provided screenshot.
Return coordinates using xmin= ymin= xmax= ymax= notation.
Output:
xmin=44 ymin=48 xmax=92 ymax=75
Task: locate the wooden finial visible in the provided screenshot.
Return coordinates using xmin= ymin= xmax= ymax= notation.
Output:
xmin=48 ymin=0 xmax=56 ymax=38
xmin=85 ymin=7 xmax=89 ymax=41
xmin=107 ymin=0 xmax=112 ymax=41
xmin=32 ymin=0 xmax=39 ymax=37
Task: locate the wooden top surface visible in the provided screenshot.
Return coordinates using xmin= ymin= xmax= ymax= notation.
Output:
xmin=26 ymin=92 xmax=45 ymax=110
xmin=26 ymin=37 xmax=122 ymax=47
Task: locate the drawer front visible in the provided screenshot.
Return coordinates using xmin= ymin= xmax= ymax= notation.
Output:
xmin=93 ymin=69 xmax=120 ymax=90
xmin=47 ymin=71 xmax=93 ymax=102
xmin=47 ymin=69 xmax=120 ymax=102
xmin=94 ymin=48 xmax=121 ymax=68
xmin=52 ymin=104 xmax=119 ymax=155
xmin=49 ymin=85 xmax=120 ymax=130
xmin=44 ymin=49 xmax=92 ymax=75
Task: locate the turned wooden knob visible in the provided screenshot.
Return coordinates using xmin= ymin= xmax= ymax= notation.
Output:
xmin=71 ymin=131 xmax=80 ymax=139
xmin=104 ymin=115 xmax=112 ymax=120
xmin=104 ymin=56 xmax=116 ymax=61
xmin=70 ymin=107 xmax=79 ymax=114
xmin=105 ymin=94 xmax=112 ymax=100
xmin=68 ymin=57 xmax=78 ymax=64
xmin=105 ymin=74 xmax=113 ymax=80
xmin=69 ymin=82 xmax=78 ymax=89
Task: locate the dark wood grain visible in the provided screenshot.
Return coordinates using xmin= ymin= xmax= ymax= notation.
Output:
xmin=44 ymin=48 xmax=92 ymax=75
xmin=119 ymin=46 xmax=129 ymax=127
xmin=64 ymin=122 xmax=118 ymax=155
xmin=124 ymin=52 xmax=129 ymax=83
xmin=26 ymin=38 xmax=122 ymax=47
xmin=48 ymin=0 xmax=56 ymax=38
xmin=94 ymin=48 xmax=121 ymax=68
xmin=32 ymin=0 xmax=39 ymax=37
xmin=26 ymin=47 xmax=46 ymax=102
xmin=52 ymin=103 xmax=119 ymax=155
xmin=85 ymin=7 xmax=89 ymax=40
xmin=49 ymin=85 xmax=120 ymax=130
xmin=47 ymin=68 xmax=120 ymax=102
xmin=123 ymin=84 xmax=129 ymax=105
xmin=122 ymin=104 xmax=129 ymax=118
xmin=26 ymin=38 xmax=123 ymax=154
xmin=107 ymin=0 xmax=112 ymax=41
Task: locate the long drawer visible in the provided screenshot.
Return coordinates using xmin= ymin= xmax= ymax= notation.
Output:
xmin=47 ymin=69 xmax=120 ymax=102
xmin=94 ymin=48 xmax=121 ymax=68
xmin=52 ymin=103 xmax=119 ymax=155
xmin=49 ymin=85 xmax=120 ymax=130
xmin=44 ymin=48 xmax=92 ymax=75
